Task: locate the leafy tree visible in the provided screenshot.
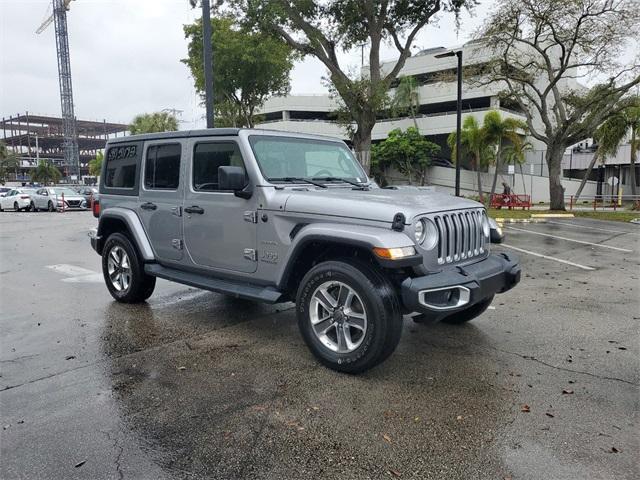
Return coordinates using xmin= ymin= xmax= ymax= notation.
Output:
xmin=183 ymin=16 xmax=295 ymax=128
xmin=129 ymin=112 xmax=179 ymax=135
xmin=503 ymin=141 xmax=533 ymax=196
xmin=89 ymin=151 xmax=104 ymax=177
xmin=447 ymin=116 xmax=495 ymax=202
xmin=391 ymin=76 xmax=421 ymax=128
xmin=236 ymin=0 xmax=471 ymax=173
xmin=482 ymin=110 xmax=527 ymax=199
xmin=575 ymin=95 xmax=640 ymax=200
xmin=0 ymin=141 xmax=19 ymax=185
xmin=31 ymin=161 xmax=61 ymax=185
xmin=371 ymin=127 xmax=440 ymax=185
xmin=476 ymin=0 xmax=640 ymax=210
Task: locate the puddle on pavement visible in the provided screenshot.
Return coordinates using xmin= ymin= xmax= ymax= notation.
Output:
xmin=100 ymin=300 xmax=515 ymax=479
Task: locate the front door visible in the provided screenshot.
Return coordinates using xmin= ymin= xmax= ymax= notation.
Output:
xmin=183 ymin=139 xmax=257 ymax=273
xmin=138 ymin=141 xmax=184 ymax=262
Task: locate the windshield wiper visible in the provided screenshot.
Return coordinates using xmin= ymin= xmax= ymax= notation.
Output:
xmin=271 ymin=177 xmax=328 ymax=188
xmin=312 ymin=176 xmax=370 ymax=189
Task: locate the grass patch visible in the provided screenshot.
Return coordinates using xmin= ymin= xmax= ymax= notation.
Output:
xmin=571 ymin=211 xmax=639 ymax=223
xmin=487 ymin=208 xmax=639 ymax=223
xmin=487 ymin=208 xmax=533 ymax=219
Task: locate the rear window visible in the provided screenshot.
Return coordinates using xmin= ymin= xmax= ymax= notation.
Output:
xmin=105 ymin=144 xmax=139 ymax=189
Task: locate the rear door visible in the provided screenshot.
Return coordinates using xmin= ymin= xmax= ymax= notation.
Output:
xmin=138 ymin=141 xmax=184 ymax=262
xmin=182 ymin=138 xmax=257 ymax=273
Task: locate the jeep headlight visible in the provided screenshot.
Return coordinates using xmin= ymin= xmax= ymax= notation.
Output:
xmin=481 ymin=212 xmax=490 ymax=238
xmin=415 ymin=218 xmax=438 ymax=250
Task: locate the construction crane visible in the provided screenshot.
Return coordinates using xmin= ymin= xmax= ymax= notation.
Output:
xmin=36 ymin=0 xmax=80 ymax=180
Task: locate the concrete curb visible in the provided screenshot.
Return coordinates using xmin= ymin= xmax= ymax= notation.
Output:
xmin=493 ymin=218 xmax=547 ymax=224
xmin=530 ymin=213 xmax=575 ymax=218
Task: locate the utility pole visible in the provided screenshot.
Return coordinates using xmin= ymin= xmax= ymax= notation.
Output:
xmin=201 ymin=0 xmax=214 ymax=128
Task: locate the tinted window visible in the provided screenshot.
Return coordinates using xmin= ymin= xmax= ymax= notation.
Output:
xmin=144 ymin=144 xmax=181 ymax=190
xmin=193 ymin=142 xmax=245 ymax=191
xmin=105 ymin=144 xmax=138 ymax=189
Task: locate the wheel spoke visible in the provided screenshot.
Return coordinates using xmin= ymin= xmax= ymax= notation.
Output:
xmin=343 ymin=325 xmax=356 ymax=350
xmin=311 ymin=311 xmax=331 ymax=326
xmin=336 ymin=324 xmax=348 ymax=351
xmin=346 ymin=317 xmax=366 ymax=331
xmin=337 ymin=284 xmax=350 ymax=306
xmin=343 ymin=290 xmax=355 ymax=310
xmin=121 ymin=254 xmax=130 ymax=269
xmin=313 ymin=317 xmax=334 ymax=334
xmin=316 ymin=287 xmax=337 ymax=312
xmin=110 ymin=249 xmax=119 ymax=264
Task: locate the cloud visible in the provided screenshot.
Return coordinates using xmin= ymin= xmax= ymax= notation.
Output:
xmin=1 ymin=0 xmax=489 ymax=130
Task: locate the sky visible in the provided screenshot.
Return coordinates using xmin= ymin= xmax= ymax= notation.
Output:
xmin=0 ymin=0 xmax=493 ymax=130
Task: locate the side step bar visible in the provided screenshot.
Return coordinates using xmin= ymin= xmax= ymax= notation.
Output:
xmin=144 ymin=264 xmax=284 ymax=304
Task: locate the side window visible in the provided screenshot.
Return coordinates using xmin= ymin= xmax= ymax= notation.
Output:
xmin=144 ymin=144 xmax=181 ymax=190
xmin=192 ymin=142 xmax=245 ymax=192
xmin=105 ymin=144 xmax=139 ymax=189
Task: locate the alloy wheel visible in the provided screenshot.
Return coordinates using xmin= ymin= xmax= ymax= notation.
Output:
xmin=309 ymin=280 xmax=367 ymax=353
xmin=107 ymin=245 xmax=132 ymax=292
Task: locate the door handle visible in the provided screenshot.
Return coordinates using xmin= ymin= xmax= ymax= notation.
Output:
xmin=141 ymin=202 xmax=157 ymax=211
xmin=184 ymin=205 xmax=204 ymax=215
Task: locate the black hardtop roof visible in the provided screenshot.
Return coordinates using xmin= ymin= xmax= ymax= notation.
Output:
xmin=108 ymin=128 xmax=241 ymax=144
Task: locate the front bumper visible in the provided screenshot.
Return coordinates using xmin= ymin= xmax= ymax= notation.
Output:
xmin=401 ymin=252 xmax=520 ymax=318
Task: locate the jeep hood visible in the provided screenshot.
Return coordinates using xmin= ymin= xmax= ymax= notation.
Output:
xmin=282 ymin=187 xmax=482 ymax=224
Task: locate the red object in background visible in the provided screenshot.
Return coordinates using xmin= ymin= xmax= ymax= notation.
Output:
xmin=489 ymin=194 xmax=531 ymax=210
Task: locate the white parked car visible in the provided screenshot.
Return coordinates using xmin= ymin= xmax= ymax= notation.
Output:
xmin=0 ymin=188 xmax=37 ymax=212
xmin=31 ymin=187 xmax=88 ymax=212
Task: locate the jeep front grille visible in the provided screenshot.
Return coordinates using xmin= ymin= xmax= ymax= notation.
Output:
xmin=433 ymin=210 xmax=486 ymax=264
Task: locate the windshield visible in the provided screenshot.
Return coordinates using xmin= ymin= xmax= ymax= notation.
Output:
xmin=249 ymin=136 xmax=367 ymax=183
xmin=51 ymin=188 xmax=78 ymax=196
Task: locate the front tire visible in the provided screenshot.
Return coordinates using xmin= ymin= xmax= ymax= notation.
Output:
xmin=296 ymin=259 xmax=403 ymax=374
xmin=30 ymin=202 xmax=38 ymax=212
xmin=47 ymin=201 xmax=55 ymax=212
xmin=14 ymin=202 xmax=20 ymax=212
xmin=102 ymin=232 xmax=156 ymax=303
xmin=440 ymin=295 xmax=494 ymax=325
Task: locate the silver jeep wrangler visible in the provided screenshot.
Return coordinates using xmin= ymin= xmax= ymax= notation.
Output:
xmin=89 ymin=128 xmax=520 ymax=373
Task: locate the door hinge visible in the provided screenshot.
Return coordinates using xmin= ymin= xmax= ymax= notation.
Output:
xmin=243 ymin=248 xmax=257 ymax=261
xmin=172 ymin=239 xmax=183 ymax=250
xmin=243 ymin=210 xmax=258 ymax=223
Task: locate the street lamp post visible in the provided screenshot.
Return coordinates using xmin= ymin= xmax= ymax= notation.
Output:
xmin=201 ymin=0 xmax=214 ymax=128
xmin=435 ymin=50 xmax=463 ymax=197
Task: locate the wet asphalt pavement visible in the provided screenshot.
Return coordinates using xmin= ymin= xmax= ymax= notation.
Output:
xmin=0 ymin=211 xmax=638 ymax=479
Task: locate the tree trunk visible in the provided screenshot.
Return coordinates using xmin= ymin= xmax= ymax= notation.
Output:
xmin=574 ymin=152 xmax=599 ymax=202
xmin=353 ymin=124 xmax=374 ymax=175
xmin=474 ymin=153 xmax=484 ymax=203
xmin=630 ymin=127 xmax=637 ymax=197
xmin=546 ymin=145 xmax=566 ymax=210
xmin=489 ymin=142 xmax=502 ymax=200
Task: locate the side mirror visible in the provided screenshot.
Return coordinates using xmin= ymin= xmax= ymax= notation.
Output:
xmin=218 ymin=166 xmax=249 ymax=194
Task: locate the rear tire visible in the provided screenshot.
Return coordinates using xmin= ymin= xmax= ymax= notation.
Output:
xmin=30 ymin=202 xmax=38 ymax=212
xmin=14 ymin=202 xmax=20 ymax=212
xmin=102 ymin=232 xmax=156 ymax=303
xmin=47 ymin=201 xmax=55 ymax=212
xmin=296 ymin=259 xmax=403 ymax=374
xmin=441 ymin=295 xmax=494 ymax=325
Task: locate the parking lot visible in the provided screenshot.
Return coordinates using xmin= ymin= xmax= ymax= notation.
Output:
xmin=1 ymin=211 xmax=638 ymax=479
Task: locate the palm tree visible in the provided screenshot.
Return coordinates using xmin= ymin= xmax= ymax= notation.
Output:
xmin=0 ymin=141 xmax=19 ymax=185
xmin=503 ymin=141 xmax=533 ymax=196
xmin=391 ymin=76 xmax=421 ymax=129
xmin=129 ymin=112 xmax=179 ymax=134
xmin=31 ymin=161 xmax=62 ymax=185
xmin=483 ymin=111 xmax=527 ymax=200
xmin=575 ymin=95 xmax=640 ymax=201
xmin=448 ymin=116 xmax=494 ymax=202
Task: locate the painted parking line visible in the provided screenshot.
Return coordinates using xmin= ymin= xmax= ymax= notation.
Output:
xmin=500 ymin=244 xmax=595 ymax=271
xmin=506 ymin=226 xmax=633 ymax=253
xmin=546 ymin=220 xmax=640 ymax=236
xmin=46 ymin=264 xmax=103 ymax=283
